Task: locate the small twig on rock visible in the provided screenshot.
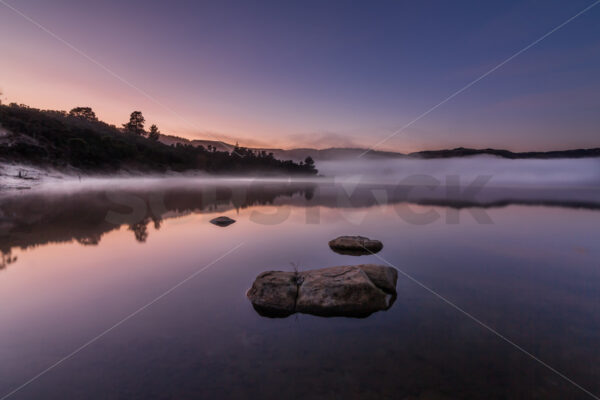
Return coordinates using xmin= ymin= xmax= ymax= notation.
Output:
xmin=290 ymin=262 xmax=303 ymax=285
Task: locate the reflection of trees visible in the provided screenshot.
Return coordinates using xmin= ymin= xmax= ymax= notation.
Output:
xmin=1 ymin=180 xmax=599 ymax=271
xmin=0 ymin=250 xmax=17 ymax=270
xmin=76 ymin=235 xmax=101 ymax=246
xmin=304 ymin=187 xmax=315 ymax=201
xmin=0 ymin=182 xmax=315 ymax=268
xmin=129 ymin=220 xmax=149 ymax=243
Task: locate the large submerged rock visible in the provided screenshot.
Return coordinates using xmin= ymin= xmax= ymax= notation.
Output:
xmin=247 ymin=265 xmax=397 ymax=318
xmin=246 ymin=271 xmax=299 ymax=317
xmin=296 ymin=266 xmax=389 ymax=317
xmin=210 ymin=216 xmax=236 ymax=227
xmin=328 ymin=236 xmax=383 ymax=255
xmin=358 ymin=264 xmax=398 ymax=293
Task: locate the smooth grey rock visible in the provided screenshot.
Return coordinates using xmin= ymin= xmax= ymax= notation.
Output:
xmin=247 ymin=265 xmax=396 ymax=318
xmin=210 ymin=216 xmax=236 ymax=227
xmin=328 ymin=235 xmax=383 ymax=255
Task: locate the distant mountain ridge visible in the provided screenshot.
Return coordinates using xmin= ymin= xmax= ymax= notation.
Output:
xmin=158 ymin=134 xmax=600 ymax=161
xmin=409 ymin=147 xmax=600 ymax=160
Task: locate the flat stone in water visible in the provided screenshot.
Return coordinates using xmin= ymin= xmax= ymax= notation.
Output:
xmin=247 ymin=264 xmax=397 ymax=318
xmin=328 ymin=235 xmax=383 ymax=255
xmin=210 ymin=216 xmax=236 ymax=227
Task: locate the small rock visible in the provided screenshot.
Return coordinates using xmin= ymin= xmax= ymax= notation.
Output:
xmin=210 ymin=216 xmax=236 ymax=227
xmin=328 ymin=235 xmax=383 ymax=255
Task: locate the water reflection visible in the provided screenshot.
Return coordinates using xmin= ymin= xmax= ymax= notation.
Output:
xmin=0 ymin=181 xmax=315 ymax=261
xmin=0 ymin=250 xmax=17 ymax=270
xmin=1 ymin=179 xmax=599 ymax=268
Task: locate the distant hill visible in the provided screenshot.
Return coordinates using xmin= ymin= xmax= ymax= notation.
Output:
xmin=266 ymin=147 xmax=405 ymax=161
xmin=158 ymin=134 xmax=233 ymax=152
xmin=159 ymin=134 xmax=600 ymax=161
xmin=410 ymin=147 xmax=600 ymax=159
xmin=158 ymin=135 xmax=407 ymax=160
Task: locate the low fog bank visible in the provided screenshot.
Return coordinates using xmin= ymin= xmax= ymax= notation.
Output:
xmin=316 ymin=156 xmax=600 ymax=187
xmin=0 ymin=162 xmax=320 ymax=194
xmin=2 ymin=156 xmax=599 ymax=195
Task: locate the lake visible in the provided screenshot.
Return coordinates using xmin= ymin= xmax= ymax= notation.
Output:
xmin=1 ymin=167 xmax=599 ymax=399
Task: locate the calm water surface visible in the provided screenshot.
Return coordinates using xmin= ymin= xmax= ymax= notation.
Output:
xmin=0 ymin=178 xmax=599 ymax=399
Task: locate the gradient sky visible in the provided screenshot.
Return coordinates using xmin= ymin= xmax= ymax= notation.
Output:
xmin=1 ymin=0 xmax=599 ymax=151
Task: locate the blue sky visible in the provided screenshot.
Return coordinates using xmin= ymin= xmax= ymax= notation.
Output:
xmin=1 ymin=0 xmax=599 ymax=150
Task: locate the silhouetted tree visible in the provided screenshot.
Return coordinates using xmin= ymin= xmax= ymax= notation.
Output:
xmin=148 ymin=124 xmax=160 ymax=141
xmin=304 ymin=156 xmax=315 ymax=168
xmin=69 ymin=107 xmax=97 ymax=121
xmin=123 ymin=111 xmax=145 ymax=135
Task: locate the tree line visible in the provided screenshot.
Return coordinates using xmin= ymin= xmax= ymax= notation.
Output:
xmin=69 ymin=107 xmax=161 ymax=141
xmin=0 ymin=103 xmax=318 ymax=175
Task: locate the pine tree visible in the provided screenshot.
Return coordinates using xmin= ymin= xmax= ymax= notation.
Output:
xmin=148 ymin=124 xmax=160 ymax=141
xmin=123 ymin=111 xmax=145 ymax=135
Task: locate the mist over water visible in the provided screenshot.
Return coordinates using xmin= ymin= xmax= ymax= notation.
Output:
xmin=317 ymin=156 xmax=600 ymax=187
xmin=3 ymin=156 xmax=598 ymax=196
xmin=3 ymin=157 xmax=598 ymax=216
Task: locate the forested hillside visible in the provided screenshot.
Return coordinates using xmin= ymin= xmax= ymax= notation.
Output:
xmin=0 ymin=104 xmax=317 ymax=175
